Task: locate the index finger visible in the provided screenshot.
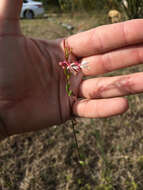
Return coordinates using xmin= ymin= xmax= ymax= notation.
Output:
xmin=67 ymin=19 xmax=143 ymax=57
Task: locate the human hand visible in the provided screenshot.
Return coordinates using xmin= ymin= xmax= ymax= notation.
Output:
xmin=0 ymin=0 xmax=82 ymax=137
xmin=68 ymin=20 xmax=143 ymax=118
xmin=1 ymin=0 xmax=143 ymax=137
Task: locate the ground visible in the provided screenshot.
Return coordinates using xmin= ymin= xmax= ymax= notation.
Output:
xmin=0 ymin=12 xmax=143 ymax=190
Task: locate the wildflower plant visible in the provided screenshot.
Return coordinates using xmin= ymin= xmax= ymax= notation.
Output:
xmin=59 ymin=39 xmax=88 ymax=96
xmin=59 ymin=39 xmax=88 ymax=164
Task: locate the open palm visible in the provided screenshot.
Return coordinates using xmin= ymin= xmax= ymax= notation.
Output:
xmin=1 ymin=0 xmax=143 ymax=137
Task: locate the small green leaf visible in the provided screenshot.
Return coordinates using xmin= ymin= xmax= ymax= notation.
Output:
xmin=68 ymin=90 xmax=72 ymax=96
xmin=66 ymin=83 xmax=70 ymax=92
xmin=79 ymin=160 xmax=86 ymax=166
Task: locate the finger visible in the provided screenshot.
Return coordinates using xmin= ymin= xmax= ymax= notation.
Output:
xmin=0 ymin=0 xmax=22 ymax=35
xmin=81 ymin=44 xmax=143 ymax=76
xmin=73 ymin=97 xmax=128 ymax=118
xmin=0 ymin=0 xmax=22 ymax=19
xmin=67 ymin=19 xmax=143 ymax=57
xmin=79 ymin=73 xmax=143 ymax=99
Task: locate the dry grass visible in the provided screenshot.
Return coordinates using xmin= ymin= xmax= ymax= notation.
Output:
xmin=0 ymin=12 xmax=143 ymax=190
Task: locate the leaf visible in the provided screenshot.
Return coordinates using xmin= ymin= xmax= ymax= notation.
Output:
xmin=66 ymin=83 xmax=70 ymax=92
xmin=79 ymin=160 xmax=86 ymax=166
xmin=68 ymin=90 xmax=72 ymax=96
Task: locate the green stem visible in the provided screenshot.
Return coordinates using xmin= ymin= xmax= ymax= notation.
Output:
xmin=64 ymin=68 xmax=72 ymax=96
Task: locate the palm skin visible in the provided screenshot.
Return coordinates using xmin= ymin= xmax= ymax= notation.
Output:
xmin=1 ymin=0 xmax=143 ymax=137
xmin=0 ymin=0 xmax=82 ymax=135
xmin=0 ymin=36 xmax=76 ymax=135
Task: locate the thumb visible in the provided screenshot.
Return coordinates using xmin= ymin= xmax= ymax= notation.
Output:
xmin=0 ymin=0 xmax=22 ymax=35
xmin=0 ymin=0 xmax=22 ymax=19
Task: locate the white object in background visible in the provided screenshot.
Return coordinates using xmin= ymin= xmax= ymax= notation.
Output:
xmin=20 ymin=0 xmax=45 ymax=19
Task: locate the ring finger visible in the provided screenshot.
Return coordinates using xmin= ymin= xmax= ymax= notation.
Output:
xmin=79 ymin=72 xmax=143 ymax=99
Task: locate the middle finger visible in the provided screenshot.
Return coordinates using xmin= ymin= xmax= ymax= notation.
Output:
xmin=81 ymin=44 xmax=143 ymax=76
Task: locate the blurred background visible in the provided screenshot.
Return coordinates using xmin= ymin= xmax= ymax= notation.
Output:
xmin=1 ymin=0 xmax=143 ymax=190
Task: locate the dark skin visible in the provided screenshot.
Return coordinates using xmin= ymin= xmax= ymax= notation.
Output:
xmin=1 ymin=0 xmax=143 ymax=138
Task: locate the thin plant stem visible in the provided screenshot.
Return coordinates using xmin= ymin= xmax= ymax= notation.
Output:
xmin=71 ymin=119 xmax=81 ymax=162
xmin=59 ymin=39 xmax=84 ymax=165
